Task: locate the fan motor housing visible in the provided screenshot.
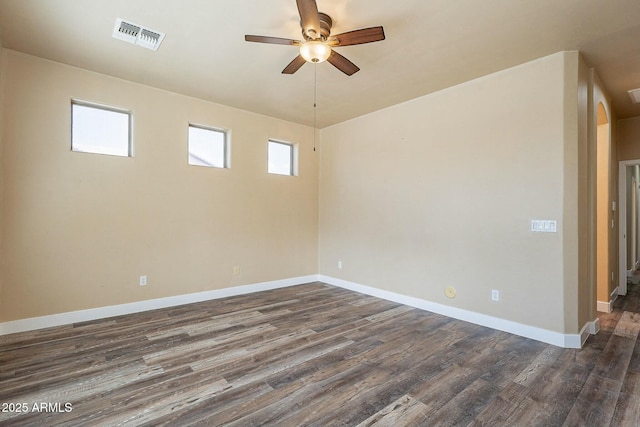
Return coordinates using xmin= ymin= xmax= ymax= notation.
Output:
xmin=302 ymin=12 xmax=333 ymax=40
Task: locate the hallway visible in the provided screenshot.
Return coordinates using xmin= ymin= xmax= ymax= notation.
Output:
xmin=587 ymin=276 xmax=640 ymax=425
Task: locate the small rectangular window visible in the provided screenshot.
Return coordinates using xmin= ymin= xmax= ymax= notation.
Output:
xmin=71 ymin=101 xmax=131 ymax=157
xmin=188 ymin=125 xmax=229 ymax=168
xmin=268 ymin=140 xmax=294 ymax=176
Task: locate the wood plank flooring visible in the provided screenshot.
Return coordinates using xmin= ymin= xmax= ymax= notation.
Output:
xmin=1 ymin=281 xmax=639 ymax=426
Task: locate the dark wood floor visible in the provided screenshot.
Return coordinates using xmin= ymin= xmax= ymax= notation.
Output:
xmin=1 ymin=281 xmax=639 ymax=426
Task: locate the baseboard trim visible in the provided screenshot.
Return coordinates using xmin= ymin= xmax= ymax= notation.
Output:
xmin=0 ymin=274 xmax=593 ymax=348
xmin=597 ymin=287 xmax=619 ymax=314
xmin=0 ymin=275 xmax=318 ymax=336
xmin=597 ymin=300 xmax=612 ymax=313
xmin=319 ymin=275 xmax=584 ymax=348
xmin=579 ymin=317 xmax=600 ymax=347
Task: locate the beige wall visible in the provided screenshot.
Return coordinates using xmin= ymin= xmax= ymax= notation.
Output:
xmin=562 ymin=52 xmax=591 ymax=335
xmin=576 ymin=54 xmax=592 ymax=331
xmin=596 ymin=121 xmax=611 ymax=302
xmin=0 ymin=47 xmax=620 ymax=338
xmin=319 ymin=52 xmax=582 ymax=334
xmin=0 ymin=51 xmax=319 ymax=322
xmin=610 ymin=114 xmax=619 ymax=302
xmin=619 ymin=117 xmax=640 ymax=161
xmin=0 ymin=43 xmax=4 ymax=307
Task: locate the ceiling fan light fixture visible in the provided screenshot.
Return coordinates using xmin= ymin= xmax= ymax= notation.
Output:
xmin=245 ymin=0 xmax=384 ymax=75
xmin=300 ymin=41 xmax=331 ymax=63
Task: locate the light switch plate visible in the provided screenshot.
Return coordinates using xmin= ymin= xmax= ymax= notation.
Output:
xmin=531 ymin=220 xmax=557 ymax=233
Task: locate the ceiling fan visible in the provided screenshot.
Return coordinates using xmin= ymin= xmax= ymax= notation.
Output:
xmin=245 ymin=0 xmax=385 ymax=76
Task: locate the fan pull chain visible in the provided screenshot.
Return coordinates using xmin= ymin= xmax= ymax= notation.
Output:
xmin=313 ymin=64 xmax=317 ymax=152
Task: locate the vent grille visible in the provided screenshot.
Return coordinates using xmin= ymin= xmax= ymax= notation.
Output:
xmin=112 ymin=19 xmax=165 ymax=51
xmin=629 ymin=88 xmax=640 ymax=104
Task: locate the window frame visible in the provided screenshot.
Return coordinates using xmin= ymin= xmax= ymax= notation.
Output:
xmin=187 ymin=123 xmax=230 ymax=169
xmin=71 ymin=100 xmax=133 ymax=157
xmin=268 ymin=139 xmax=297 ymax=176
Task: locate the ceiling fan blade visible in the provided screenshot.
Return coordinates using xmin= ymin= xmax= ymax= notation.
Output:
xmin=327 ymin=50 xmax=360 ymax=76
xmin=296 ymin=0 xmax=321 ymax=39
xmin=330 ymin=26 xmax=386 ymax=47
xmin=245 ymin=35 xmax=301 ymax=46
xmin=282 ymin=55 xmax=307 ymax=74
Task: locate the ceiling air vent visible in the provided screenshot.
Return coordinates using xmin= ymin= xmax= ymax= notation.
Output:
xmin=628 ymin=88 xmax=640 ymax=104
xmin=112 ymin=18 xmax=165 ymax=51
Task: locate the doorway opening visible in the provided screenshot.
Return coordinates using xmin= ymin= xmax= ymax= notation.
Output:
xmin=596 ymin=102 xmax=613 ymax=312
xmin=618 ymin=160 xmax=640 ymax=298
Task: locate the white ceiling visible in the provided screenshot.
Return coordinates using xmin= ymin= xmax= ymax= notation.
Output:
xmin=1 ymin=0 xmax=639 ymax=128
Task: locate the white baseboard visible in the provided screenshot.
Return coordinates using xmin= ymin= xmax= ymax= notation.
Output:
xmin=597 ymin=300 xmax=612 ymax=313
xmin=580 ymin=318 xmax=600 ymax=347
xmin=597 ymin=287 xmax=619 ymax=313
xmin=0 ymin=275 xmax=318 ymax=336
xmin=0 ymin=274 xmax=596 ymax=349
xmin=319 ymin=275 xmax=585 ymax=349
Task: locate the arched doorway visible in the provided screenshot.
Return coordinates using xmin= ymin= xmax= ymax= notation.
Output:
xmin=596 ymin=102 xmax=612 ymax=312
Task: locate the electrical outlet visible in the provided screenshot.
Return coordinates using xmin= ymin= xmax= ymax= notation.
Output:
xmin=491 ymin=290 xmax=500 ymax=301
xmin=338 ymin=260 xmax=343 ymax=270
xmin=233 ymin=266 xmax=241 ymax=276
xmin=139 ymin=275 xmax=147 ymax=286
